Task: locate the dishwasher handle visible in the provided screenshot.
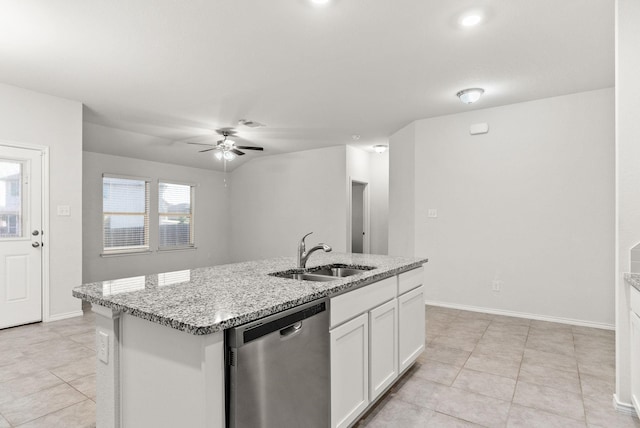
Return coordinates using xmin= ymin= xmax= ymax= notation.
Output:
xmin=280 ymin=321 xmax=302 ymax=338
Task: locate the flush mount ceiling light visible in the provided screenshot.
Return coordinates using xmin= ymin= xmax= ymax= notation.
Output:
xmin=460 ymin=14 xmax=483 ymax=27
xmin=311 ymin=0 xmax=330 ymax=5
xmin=456 ymin=88 xmax=485 ymax=104
xmin=373 ymin=145 xmax=388 ymax=154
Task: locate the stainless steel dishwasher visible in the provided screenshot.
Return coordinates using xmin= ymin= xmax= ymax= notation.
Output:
xmin=226 ymin=298 xmax=329 ymax=428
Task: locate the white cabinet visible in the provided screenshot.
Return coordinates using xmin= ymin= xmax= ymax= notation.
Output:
xmin=398 ymin=285 xmax=425 ymax=373
xmin=330 ymin=313 xmax=369 ymax=428
xmin=631 ymin=286 xmax=640 ymax=416
xmin=369 ymin=299 xmax=398 ymax=401
xmin=329 ymin=267 xmax=425 ymax=428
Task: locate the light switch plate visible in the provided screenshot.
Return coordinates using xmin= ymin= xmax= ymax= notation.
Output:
xmin=57 ymin=205 xmax=70 ymax=216
xmin=97 ymin=331 xmax=109 ymax=363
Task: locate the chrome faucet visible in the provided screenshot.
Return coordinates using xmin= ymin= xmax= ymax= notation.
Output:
xmin=297 ymin=232 xmax=332 ymax=268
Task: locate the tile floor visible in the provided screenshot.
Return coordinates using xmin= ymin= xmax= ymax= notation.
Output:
xmin=356 ymin=305 xmax=640 ymax=428
xmin=0 ymin=312 xmax=96 ymax=427
xmin=0 ymin=306 xmax=638 ymax=427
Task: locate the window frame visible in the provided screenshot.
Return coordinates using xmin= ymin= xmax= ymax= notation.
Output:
xmin=101 ymin=173 xmax=151 ymax=256
xmin=157 ymin=179 xmax=196 ymax=251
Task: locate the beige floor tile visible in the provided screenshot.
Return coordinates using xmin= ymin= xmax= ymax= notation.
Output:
xmin=69 ymin=375 xmax=97 ymax=401
xmin=420 ymin=343 xmax=471 ymax=367
xmin=529 ymin=320 xmax=573 ymax=333
xmin=577 ymin=361 xmax=615 ymax=380
xmin=518 ymin=362 xmax=581 ymax=394
xmin=490 ymin=315 xmax=532 ymax=327
xmin=464 ymin=354 xmax=521 ymax=379
xmin=435 ymin=386 xmax=511 ymax=427
xmin=456 ymin=311 xmax=494 ymax=321
xmin=365 ymin=397 xmax=434 ymax=428
xmin=521 ymin=348 xmax=578 ymax=373
xmin=506 ymin=404 xmax=586 ymax=428
xmin=0 ymin=359 xmax=42 ymax=383
xmin=0 ymin=384 xmax=86 ymax=426
xmin=413 ymin=359 xmax=461 ymax=386
xmin=29 ymin=345 xmax=95 ymax=371
xmin=579 ymin=373 xmax=614 ymax=398
xmin=69 ymin=331 xmax=97 ymax=351
xmin=0 ymin=414 xmax=9 ymax=428
xmin=426 ymin=412 xmax=484 ymax=427
xmin=0 ymin=370 xmax=64 ymax=405
xmin=571 ymin=325 xmax=614 ymax=339
xmin=16 ymin=399 xmax=96 ymax=428
xmin=452 ymin=368 xmax=516 ymax=401
xmin=393 ymin=374 xmax=445 ymax=410
xmin=583 ymin=395 xmax=640 ymax=428
xmin=50 ymin=356 xmax=96 ymax=383
xmin=525 ymin=335 xmax=575 ymax=357
xmin=431 ymin=333 xmax=480 ymax=352
xmin=46 ymin=322 xmax=94 ymax=338
xmin=512 ymin=381 xmax=584 ymax=421
xmin=473 ymin=340 xmax=525 ymax=361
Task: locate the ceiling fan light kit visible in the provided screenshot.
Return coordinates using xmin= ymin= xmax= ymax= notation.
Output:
xmin=187 ymin=128 xmax=265 ymax=162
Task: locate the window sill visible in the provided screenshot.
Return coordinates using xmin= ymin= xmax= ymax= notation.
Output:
xmin=157 ymin=246 xmax=197 ymax=253
xmin=100 ymin=250 xmax=153 ymax=258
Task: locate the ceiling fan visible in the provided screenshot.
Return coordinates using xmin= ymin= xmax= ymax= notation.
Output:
xmin=187 ymin=128 xmax=264 ymax=161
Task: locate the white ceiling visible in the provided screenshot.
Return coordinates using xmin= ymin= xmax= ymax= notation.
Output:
xmin=0 ymin=0 xmax=614 ymax=171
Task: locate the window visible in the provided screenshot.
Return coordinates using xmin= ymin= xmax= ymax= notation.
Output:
xmin=103 ymin=176 xmax=150 ymax=254
xmin=158 ymin=182 xmax=194 ymax=248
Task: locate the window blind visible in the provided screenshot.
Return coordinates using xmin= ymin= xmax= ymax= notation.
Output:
xmin=158 ymin=182 xmax=194 ymax=248
xmin=103 ymin=176 xmax=150 ymax=252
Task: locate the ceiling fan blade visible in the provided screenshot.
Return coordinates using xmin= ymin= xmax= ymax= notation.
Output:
xmin=199 ymin=148 xmax=216 ymax=153
xmin=231 ymin=149 xmax=245 ymax=156
xmin=187 ymin=141 xmax=215 ymax=146
xmin=235 ymin=146 xmax=264 ymax=151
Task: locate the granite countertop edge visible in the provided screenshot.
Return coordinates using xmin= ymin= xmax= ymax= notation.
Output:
xmin=73 ymin=254 xmax=427 ymax=335
xmin=625 ymin=273 xmax=640 ymax=292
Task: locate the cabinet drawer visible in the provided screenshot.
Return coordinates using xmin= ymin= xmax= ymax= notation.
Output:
xmin=398 ymin=267 xmax=424 ymax=295
xmin=632 ymin=286 xmax=640 ymax=317
xmin=331 ymin=276 xmax=397 ymax=328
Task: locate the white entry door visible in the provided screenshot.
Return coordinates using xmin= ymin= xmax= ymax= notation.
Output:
xmin=0 ymin=145 xmax=42 ymax=329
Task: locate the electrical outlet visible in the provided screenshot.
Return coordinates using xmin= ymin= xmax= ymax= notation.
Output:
xmin=492 ymin=280 xmax=502 ymax=292
xmin=97 ymin=331 xmax=109 ymax=363
xmin=428 ymin=209 xmax=438 ymax=218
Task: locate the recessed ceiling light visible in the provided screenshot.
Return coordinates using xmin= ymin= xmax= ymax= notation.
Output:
xmin=351 ymin=134 xmax=361 ymax=140
xmin=311 ymin=0 xmax=330 ymax=5
xmin=456 ymin=88 xmax=485 ymax=104
xmin=460 ymin=14 xmax=483 ymax=27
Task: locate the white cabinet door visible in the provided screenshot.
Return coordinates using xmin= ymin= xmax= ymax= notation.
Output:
xmin=398 ymin=285 xmax=425 ymax=373
xmin=631 ymin=310 xmax=640 ymax=416
xmin=330 ymin=313 xmax=369 ymax=428
xmin=369 ymin=299 xmax=398 ymax=401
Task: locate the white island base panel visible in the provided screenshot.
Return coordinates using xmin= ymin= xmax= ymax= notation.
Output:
xmin=92 ymin=305 xmax=225 ymax=428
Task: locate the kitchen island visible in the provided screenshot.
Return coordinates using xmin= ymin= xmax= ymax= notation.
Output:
xmin=73 ymin=253 xmax=427 ymax=428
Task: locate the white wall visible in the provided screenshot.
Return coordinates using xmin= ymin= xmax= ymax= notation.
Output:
xmin=229 ymin=146 xmax=348 ymax=262
xmin=388 ymin=123 xmax=416 ymax=257
xmin=370 ymin=150 xmax=389 ymax=255
xmin=391 ymin=89 xmax=615 ymax=326
xmin=83 ymin=152 xmax=230 ymax=282
xmin=615 ymin=0 xmax=640 ymax=406
xmin=0 ymin=83 xmax=83 ymax=319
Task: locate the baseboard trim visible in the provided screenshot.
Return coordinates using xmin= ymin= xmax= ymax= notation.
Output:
xmin=613 ymin=394 xmax=638 ymax=416
xmin=425 ymin=300 xmax=615 ymax=330
xmin=45 ymin=310 xmax=84 ymax=323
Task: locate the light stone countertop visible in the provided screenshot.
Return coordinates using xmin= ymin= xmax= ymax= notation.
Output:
xmin=72 ymin=252 xmax=427 ymax=335
xmin=625 ymin=272 xmax=640 ymax=292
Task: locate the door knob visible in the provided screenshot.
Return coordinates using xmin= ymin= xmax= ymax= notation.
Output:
xmin=32 ymin=230 xmax=39 ymax=236
xmin=32 ymin=242 xmax=40 ymax=248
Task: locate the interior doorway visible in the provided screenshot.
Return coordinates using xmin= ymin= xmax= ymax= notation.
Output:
xmin=0 ymin=145 xmax=44 ymax=329
xmin=350 ymin=180 xmax=369 ymax=254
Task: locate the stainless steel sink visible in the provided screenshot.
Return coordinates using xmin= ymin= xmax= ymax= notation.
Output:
xmin=279 ymin=273 xmax=338 ymax=282
xmin=271 ymin=264 xmax=376 ymax=282
xmin=308 ymin=267 xmax=371 ymax=277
